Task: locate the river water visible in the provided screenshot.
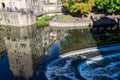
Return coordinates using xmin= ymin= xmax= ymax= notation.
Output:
xmin=45 ymin=46 xmax=120 ymax=80
xmin=79 ymin=54 xmax=120 ymax=80
xmin=0 ymin=26 xmax=120 ymax=80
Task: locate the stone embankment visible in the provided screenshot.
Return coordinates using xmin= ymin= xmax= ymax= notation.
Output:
xmin=50 ymin=16 xmax=93 ymax=29
xmin=49 ymin=14 xmax=120 ymax=29
xmin=0 ymin=12 xmax=36 ymax=26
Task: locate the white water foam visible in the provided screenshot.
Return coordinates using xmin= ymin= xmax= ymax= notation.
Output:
xmin=78 ymin=54 xmax=120 ymax=80
xmin=45 ymin=59 xmax=79 ymax=80
xmin=46 ymin=45 xmax=120 ymax=80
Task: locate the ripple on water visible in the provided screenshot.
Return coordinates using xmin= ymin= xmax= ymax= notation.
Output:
xmin=78 ymin=54 xmax=120 ymax=80
xmin=45 ymin=59 xmax=79 ymax=80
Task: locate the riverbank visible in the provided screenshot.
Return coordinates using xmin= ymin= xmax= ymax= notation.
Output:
xmin=49 ymin=15 xmax=92 ymax=28
xmin=49 ymin=14 xmax=120 ymax=28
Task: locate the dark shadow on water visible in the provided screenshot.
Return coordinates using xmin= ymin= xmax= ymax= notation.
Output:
xmin=0 ymin=54 xmax=49 ymax=80
xmin=91 ymin=16 xmax=118 ymax=34
xmin=90 ymin=16 xmax=120 ymax=49
xmin=0 ymin=55 xmax=15 ymax=80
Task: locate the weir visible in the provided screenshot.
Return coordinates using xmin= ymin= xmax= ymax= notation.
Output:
xmin=45 ymin=44 xmax=120 ymax=80
xmin=79 ymin=54 xmax=120 ymax=80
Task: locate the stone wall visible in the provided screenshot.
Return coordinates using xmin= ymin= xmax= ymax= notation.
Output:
xmin=0 ymin=12 xmax=36 ymax=26
xmin=50 ymin=20 xmax=93 ymax=29
xmin=0 ymin=0 xmax=41 ymax=15
xmin=40 ymin=0 xmax=62 ymax=14
xmin=43 ymin=5 xmax=61 ymax=13
xmin=49 ymin=16 xmax=93 ymax=29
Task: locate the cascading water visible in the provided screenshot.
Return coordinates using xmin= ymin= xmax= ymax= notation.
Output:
xmin=46 ymin=59 xmax=79 ymax=80
xmin=45 ymin=45 xmax=120 ymax=80
xmin=78 ymin=54 xmax=120 ymax=80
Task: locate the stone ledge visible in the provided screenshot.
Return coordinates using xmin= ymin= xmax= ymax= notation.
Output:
xmin=49 ymin=21 xmax=93 ymax=29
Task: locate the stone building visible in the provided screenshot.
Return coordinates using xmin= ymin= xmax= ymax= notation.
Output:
xmin=40 ymin=0 xmax=62 ymax=13
xmin=0 ymin=0 xmax=62 ymax=14
xmin=0 ymin=0 xmax=41 ymax=26
xmin=0 ymin=0 xmax=41 ymax=15
xmin=0 ymin=0 xmax=62 ymax=26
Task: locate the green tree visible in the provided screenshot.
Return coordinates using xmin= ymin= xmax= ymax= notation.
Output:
xmin=94 ymin=0 xmax=120 ymax=13
xmin=61 ymin=0 xmax=94 ymax=13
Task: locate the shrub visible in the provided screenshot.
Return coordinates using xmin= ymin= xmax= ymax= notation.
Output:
xmin=36 ymin=16 xmax=52 ymax=27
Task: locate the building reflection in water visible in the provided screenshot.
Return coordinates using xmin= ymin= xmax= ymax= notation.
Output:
xmin=0 ymin=24 xmax=67 ymax=79
xmin=1 ymin=25 xmax=46 ymax=79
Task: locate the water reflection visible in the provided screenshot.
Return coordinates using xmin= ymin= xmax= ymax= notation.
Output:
xmin=0 ymin=56 xmax=15 ymax=80
xmin=0 ymin=16 xmax=119 ymax=79
xmin=0 ymin=25 xmax=66 ymax=79
xmin=3 ymin=25 xmax=46 ymax=79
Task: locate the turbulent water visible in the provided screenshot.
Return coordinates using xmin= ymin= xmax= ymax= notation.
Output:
xmin=79 ymin=54 xmax=120 ymax=80
xmin=45 ymin=58 xmax=79 ymax=80
xmin=46 ymin=52 xmax=120 ymax=80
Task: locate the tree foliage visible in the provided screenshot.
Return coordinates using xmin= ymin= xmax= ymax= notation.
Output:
xmin=61 ymin=0 xmax=94 ymax=13
xmin=94 ymin=0 xmax=120 ymax=13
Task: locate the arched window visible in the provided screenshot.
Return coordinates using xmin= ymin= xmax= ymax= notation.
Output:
xmin=1 ymin=3 xmax=5 ymax=8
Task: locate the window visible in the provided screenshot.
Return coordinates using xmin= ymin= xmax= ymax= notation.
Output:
xmin=1 ymin=3 xmax=5 ymax=8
